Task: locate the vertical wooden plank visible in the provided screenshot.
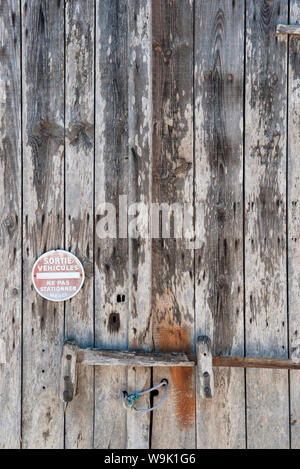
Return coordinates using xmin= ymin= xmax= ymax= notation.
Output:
xmin=245 ymin=0 xmax=289 ymax=449
xmin=127 ymin=0 xmax=152 ymax=449
xmin=94 ymin=0 xmax=128 ymax=449
xmin=195 ymin=0 xmax=245 ymax=448
xmin=151 ymin=0 xmax=195 ymax=449
xmin=22 ymin=0 xmax=65 ymax=448
xmin=289 ymin=0 xmax=300 ymax=450
xmin=64 ymin=0 xmax=94 ymax=449
xmin=0 ymin=0 xmax=22 ymax=448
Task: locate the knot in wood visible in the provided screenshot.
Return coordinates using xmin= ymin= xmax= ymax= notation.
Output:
xmin=216 ymin=204 xmax=225 ymax=217
xmin=218 ymin=275 xmax=227 ymax=289
xmin=3 ymin=215 xmax=16 ymax=233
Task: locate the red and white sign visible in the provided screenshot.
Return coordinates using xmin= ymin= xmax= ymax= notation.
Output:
xmin=32 ymin=250 xmax=85 ymax=302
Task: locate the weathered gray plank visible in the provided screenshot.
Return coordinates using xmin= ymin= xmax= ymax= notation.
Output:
xmin=288 ymin=0 xmax=300 ymax=450
xmin=94 ymin=0 xmax=128 ymax=449
xmin=22 ymin=0 xmax=65 ymax=448
xmin=245 ymin=0 xmax=289 ymax=449
xmin=78 ymin=349 xmax=194 ymax=367
xmin=127 ymin=0 xmax=152 ymax=449
xmin=0 ymin=0 xmax=22 ymax=449
xmin=195 ymin=0 xmax=245 ymax=449
xmin=151 ymin=0 xmax=195 ymax=449
xmin=64 ymin=0 xmax=94 ymax=449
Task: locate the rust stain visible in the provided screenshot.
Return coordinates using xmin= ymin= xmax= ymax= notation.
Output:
xmin=153 ymin=289 xmax=195 ymax=428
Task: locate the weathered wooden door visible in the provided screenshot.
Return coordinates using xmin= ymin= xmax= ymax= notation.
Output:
xmin=1 ymin=0 xmax=300 ymax=449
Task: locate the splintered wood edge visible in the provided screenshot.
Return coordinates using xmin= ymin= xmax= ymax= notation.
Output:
xmin=276 ymin=24 xmax=300 ymax=35
xmin=197 ymin=336 xmax=214 ymax=399
xmin=60 ymin=341 xmax=78 ymax=403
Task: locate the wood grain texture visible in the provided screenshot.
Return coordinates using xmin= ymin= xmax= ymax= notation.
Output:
xmin=1 ymin=0 xmax=298 ymax=450
xmin=78 ymin=349 xmax=194 ymax=367
xmin=64 ymin=0 xmax=94 ymax=448
xmin=195 ymin=0 xmax=245 ymax=449
xmin=22 ymin=0 xmax=65 ymax=448
xmin=0 ymin=0 xmax=22 ymax=448
xmin=288 ymin=0 xmax=300 ymax=450
xmin=94 ymin=0 xmax=128 ymax=449
xmin=127 ymin=0 xmax=152 ymax=449
xmin=245 ymin=0 xmax=289 ymax=449
xmin=151 ymin=0 xmax=195 ymax=450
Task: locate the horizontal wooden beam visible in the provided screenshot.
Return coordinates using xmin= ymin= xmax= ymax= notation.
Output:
xmin=276 ymin=24 xmax=300 ymax=35
xmin=76 ymin=347 xmax=300 ymax=370
xmin=77 ymin=349 xmax=194 ymax=367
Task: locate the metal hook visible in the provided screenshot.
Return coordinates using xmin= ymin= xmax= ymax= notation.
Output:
xmin=121 ymin=379 xmax=168 ymax=412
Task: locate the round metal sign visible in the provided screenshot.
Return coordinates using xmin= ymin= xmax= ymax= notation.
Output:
xmin=32 ymin=250 xmax=85 ymax=302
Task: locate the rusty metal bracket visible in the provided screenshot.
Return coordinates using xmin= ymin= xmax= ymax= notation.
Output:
xmin=59 ymin=338 xmax=300 ymax=403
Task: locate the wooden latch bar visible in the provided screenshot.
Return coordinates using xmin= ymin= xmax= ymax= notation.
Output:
xmin=60 ymin=338 xmax=300 ymax=403
xmin=276 ymin=24 xmax=300 ymax=36
xmin=77 ymin=349 xmax=194 ymax=367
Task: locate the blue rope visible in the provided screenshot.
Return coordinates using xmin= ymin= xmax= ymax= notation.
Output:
xmin=121 ymin=379 xmax=168 ymax=412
